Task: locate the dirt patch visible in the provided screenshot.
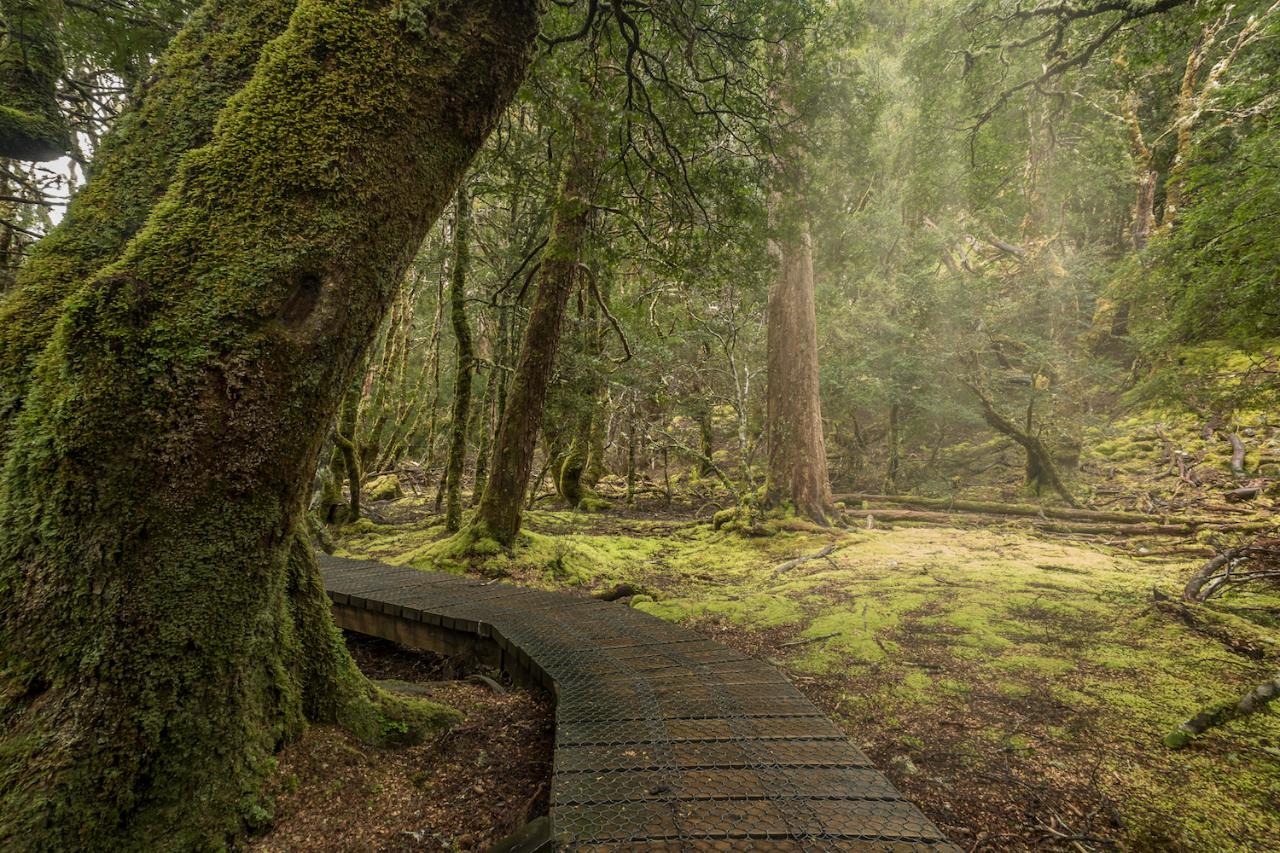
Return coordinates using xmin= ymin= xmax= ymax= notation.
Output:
xmin=251 ymin=635 xmax=553 ymax=852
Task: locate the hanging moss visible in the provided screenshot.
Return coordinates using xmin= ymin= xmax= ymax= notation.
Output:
xmin=0 ymin=0 xmax=539 ymax=847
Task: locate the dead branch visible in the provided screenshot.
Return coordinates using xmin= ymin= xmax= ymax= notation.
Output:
xmin=1228 ymin=432 xmax=1247 ymax=476
xmin=1165 ymin=670 xmax=1280 ymax=749
xmin=771 ymin=542 xmax=848 ymax=576
xmin=1184 ymin=538 xmax=1280 ymax=602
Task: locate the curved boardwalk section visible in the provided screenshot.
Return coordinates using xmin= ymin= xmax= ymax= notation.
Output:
xmin=320 ymin=555 xmax=957 ymax=852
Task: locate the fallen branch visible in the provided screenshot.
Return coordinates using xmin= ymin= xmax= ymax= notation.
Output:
xmin=1228 ymin=432 xmax=1247 ymax=476
xmin=1184 ymin=538 xmax=1280 ymax=602
xmin=1165 ymin=671 xmax=1280 ymax=748
xmin=778 ymin=632 xmax=840 ymax=648
xmin=772 ymin=542 xmax=847 ymax=576
xmin=1224 ymin=484 xmax=1263 ymax=503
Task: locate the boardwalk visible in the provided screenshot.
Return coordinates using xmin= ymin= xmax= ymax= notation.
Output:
xmin=320 ymin=555 xmax=958 ymax=852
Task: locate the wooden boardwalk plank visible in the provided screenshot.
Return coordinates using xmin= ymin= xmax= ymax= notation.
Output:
xmin=319 ymin=555 xmax=958 ymax=852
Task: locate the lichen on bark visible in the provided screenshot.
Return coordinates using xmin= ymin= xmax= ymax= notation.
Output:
xmin=0 ymin=0 xmax=539 ymax=847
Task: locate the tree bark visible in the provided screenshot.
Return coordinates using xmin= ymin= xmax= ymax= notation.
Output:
xmin=763 ymin=205 xmax=834 ymax=523
xmin=0 ymin=0 xmax=70 ymax=161
xmin=0 ymin=0 xmax=538 ymax=847
xmin=474 ymin=108 xmax=602 ymax=544
xmin=444 ymin=182 xmax=473 ymax=531
xmin=471 ymin=293 xmax=509 ymax=504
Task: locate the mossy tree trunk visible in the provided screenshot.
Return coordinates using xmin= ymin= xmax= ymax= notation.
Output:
xmin=0 ymin=0 xmax=538 ymax=848
xmin=474 ymin=107 xmax=603 ymax=544
xmin=0 ymin=0 xmax=297 ymax=446
xmin=966 ymin=381 xmax=1079 ymax=507
xmin=0 ymin=0 xmax=70 ymax=161
xmin=444 ymin=181 xmax=473 ymax=531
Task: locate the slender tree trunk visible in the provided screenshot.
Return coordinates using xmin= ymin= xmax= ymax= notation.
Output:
xmin=884 ymin=403 xmax=900 ymax=493
xmin=764 ymin=203 xmax=835 ymax=524
xmin=474 ymin=108 xmax=602 ymax=544
xmin=0 ymin=1 xmax=538 ymax=847
xmin=335 ymin=377 xmax=362 ymax=522
xmin=0 ymin=0 xmax=70 ymax=161
xmin=698 ymin=406 xmax=715 ymax=476
xmin=444 ymin=182 xmax=473 ymax=530
xmin=626 ymin=403 xmax=637 ymax=506
xmin=559 ymin=284 xmax=604 ymax=506
xmin=419 ymin=274 xmax=447 ymax=468
xmin=966 ymin=382 xmax=1079 ymax=507
xmin=472 ymin=293 xmax=508 ymax=504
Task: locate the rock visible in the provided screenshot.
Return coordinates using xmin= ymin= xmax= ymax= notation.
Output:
xmin=366 ymin=474 xmax=403 ymax=501
xmin=890 ymin=755 xmax=918 ymax=776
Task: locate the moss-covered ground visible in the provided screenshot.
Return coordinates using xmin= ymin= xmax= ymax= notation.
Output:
xmin=332 ymin=479 xmax=1278 ymax=851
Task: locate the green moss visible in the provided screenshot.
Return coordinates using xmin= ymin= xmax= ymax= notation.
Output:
xmin=989 ymin=654 xmax=1074 ymax=676
xmin=577 ymin=493 xmax=612 ymax=512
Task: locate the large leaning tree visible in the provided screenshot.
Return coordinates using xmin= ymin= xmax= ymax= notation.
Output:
xmin=0 ymin=0 xmax=540 ymax=848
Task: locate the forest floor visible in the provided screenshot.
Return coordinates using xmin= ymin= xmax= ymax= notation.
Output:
xmin=251 ymin=634 xmax=553 ymax=852
xmin=328 ymin=415 xmax=1280 ymax=852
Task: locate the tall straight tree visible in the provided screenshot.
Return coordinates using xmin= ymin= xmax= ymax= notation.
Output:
xmin=0 ymin=0 xmax=539 ymax=848
xmin=762 ymin=51 xmax=834 ymax=525
xmin=444 ymin=180 xmax=474 ymax=531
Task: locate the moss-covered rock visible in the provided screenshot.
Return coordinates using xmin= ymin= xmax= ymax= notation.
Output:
xmin=366 ymin=474 xmax=403 ymax=502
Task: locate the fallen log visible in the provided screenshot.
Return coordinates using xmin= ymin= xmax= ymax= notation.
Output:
xmin=835 ymin=493 xmax=1198 ymax=526
xmin=847 ymin=507 xmax=1193 ymax=537
xmin=1224 ymin=485 xmax=1262 ymax=503
xmin=835 ymin=492 xmax=1269 ymax=532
